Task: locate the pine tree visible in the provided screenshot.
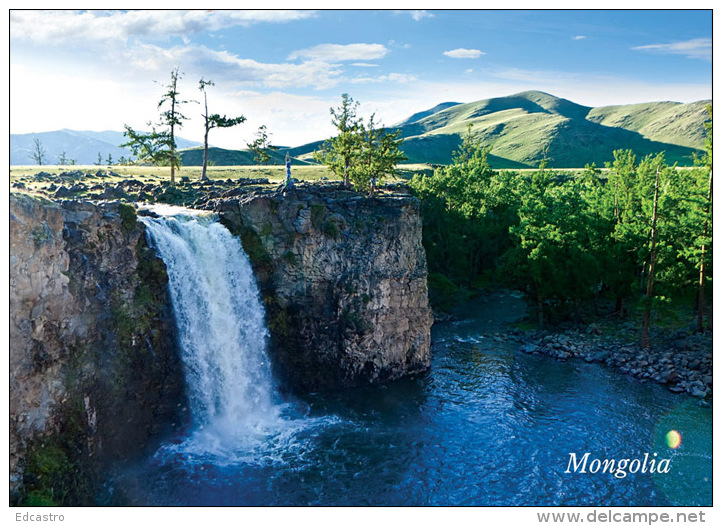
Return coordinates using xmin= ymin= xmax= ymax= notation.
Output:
xmin=157 ymin=68 xmax=190 ymax=185
xmin=121 ymin=68 xmax=190 ymax=184
xmin=121 ymin=124 xmax=171 ymax=167
xmin=315 ymin=93 xmax=361 ymax=187
xmin=246 ymin=125 xmax=277 ymax=166
xmin=351 ymin=115 xmax=406 ymax=196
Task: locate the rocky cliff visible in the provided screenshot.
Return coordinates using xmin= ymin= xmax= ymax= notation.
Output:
xmin=9 ymin=182 xmax=434 ymax=503
xmin=214 ymin=183 xmax=434 ymax=391
xmin=9 ymin=193 xmax=186 ymax=505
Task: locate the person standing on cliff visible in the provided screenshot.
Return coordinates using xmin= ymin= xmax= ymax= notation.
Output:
xmin=285 ymin=152 xmax=294 ymax=189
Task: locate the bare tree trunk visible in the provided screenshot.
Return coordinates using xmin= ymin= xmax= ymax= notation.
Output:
xmin=201 ymin=128 xmax=210 ymax=181
xmin=697 ymin=170 xmax=712 ymax=332
xmin=201 ymin=91 xmax=210 ymax=181
xmin=344 ymin=159 xmax=350 ymax=188
xmin=641 ymin=169 xmax=660 ymax=348
xmin=170 ymin=96 xmax=176 ymax=186
xmin=170 ymin=134 xmax=176 ymax=184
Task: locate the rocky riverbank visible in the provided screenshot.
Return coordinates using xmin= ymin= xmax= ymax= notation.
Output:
xmin=436 ymin=289 xmax=712 ymax=401
xmin=511 ymin=325 xmax=712 ymax=400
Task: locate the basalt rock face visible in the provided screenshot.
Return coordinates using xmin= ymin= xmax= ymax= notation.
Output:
xmin=9 ymin=193 xmax=186 ymax=505
xmin=9 ymin=183 xmax=434 ymax=501
xmin=214 ymin=184 xmax=434 ymax=392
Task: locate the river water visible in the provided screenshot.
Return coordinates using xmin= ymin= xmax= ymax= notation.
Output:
xmin=117 ymin=213 xmax=712 ymax=507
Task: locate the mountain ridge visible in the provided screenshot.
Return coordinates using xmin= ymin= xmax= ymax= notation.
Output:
xmin=386 ymin=90 xmax=708 ymax=167
xmin=10 ymin=91 xmax=710 ymax=168
xmin=10 ymin=129 xmax=201 ymax=166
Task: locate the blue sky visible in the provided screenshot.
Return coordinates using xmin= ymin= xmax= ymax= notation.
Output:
xmin=9 ymin=8 xmax=712 ymax=149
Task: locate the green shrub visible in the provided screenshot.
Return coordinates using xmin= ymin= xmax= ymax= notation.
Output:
xmin=118 ymin=203 xmax=137 ymax=232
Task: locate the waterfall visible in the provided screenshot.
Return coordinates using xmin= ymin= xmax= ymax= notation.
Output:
xmin=141 ymin=210 xmax=281 ymax=453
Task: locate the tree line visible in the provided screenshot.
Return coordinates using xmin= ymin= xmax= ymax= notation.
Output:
xmin=409 ymin=108 xmax=712 ymax=341
xmin=29 ymin=83 xmax=404 ymax=195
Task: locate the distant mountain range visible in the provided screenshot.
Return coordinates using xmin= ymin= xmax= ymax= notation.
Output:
xmin=11 ymin=91 xmax=710 ymax=168
xmin=10 ymin=129 xmax=201 ymax=166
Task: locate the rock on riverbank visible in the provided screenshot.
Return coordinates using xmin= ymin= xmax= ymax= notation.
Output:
xmin=515 ymin=327 xmax=712 ymax=400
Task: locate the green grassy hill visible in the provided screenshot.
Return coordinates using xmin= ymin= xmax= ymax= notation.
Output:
xmin=393 ymin=101 xmax=462 ymax=127
xmin=392 ymin=91 xmax=707 ymax=168
xmin=177 ymin=91 xmax=709 ymax=169
xmin=586 ymin=100 xmax=709 ymax=149
xmin=179 ymin=146 xmax=315 ymax=167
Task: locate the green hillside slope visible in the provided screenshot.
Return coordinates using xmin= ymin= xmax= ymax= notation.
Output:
xmin=179 ymin=146 xmax=313 ymax=167
xmin=393 ymin=102 xmax=462 ymax=127
xmin=392 ymin=91 xmax=705 ymax=167
xmin=176 ymin=91 xmax=708 ymax=169
xmin=586 ymin=100 xmax=710 ymax=149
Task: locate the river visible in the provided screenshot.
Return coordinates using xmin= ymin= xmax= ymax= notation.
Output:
xmin=114 ymin=213 xmax=712 ymax=507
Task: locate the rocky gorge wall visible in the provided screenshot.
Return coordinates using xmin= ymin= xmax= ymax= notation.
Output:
xmin=9 ymin=183 xmax=434 ymax=502
xmin=9 ymin=193 xmax=186 ymax=505
xmin=213 ymin=183 xmax=434 ymax=391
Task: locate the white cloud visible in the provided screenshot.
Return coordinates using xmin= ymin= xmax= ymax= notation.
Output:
xmin=120 ymin=43 xmax=344 ymax=90
xmin=351 ymin=63 xmax=380 ymax=68
xmin=572 ymin=35 xmax=586 ymax=40
xmin=393 ymin=10 xmax=434 ymax=22
xmin=632 ymin=38 xmax=711 ymax=60
xmin=410 ymin=10 xmax=433 ymax=21
xmin=10 ymin=10 xmax=315 ymax=45
xmin=288 ymin=43 xmax=388 ymax=62
xmin=212 ymin=91 xmax=336 ymax=148
xmin=443 ymin=48 xmax=485 ymax=59
xmin=349 ymin=73 xmax=417 ymax=84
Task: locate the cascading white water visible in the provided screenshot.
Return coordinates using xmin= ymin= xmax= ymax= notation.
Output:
xmin=141 ymin=210 xmax=281 ymax=452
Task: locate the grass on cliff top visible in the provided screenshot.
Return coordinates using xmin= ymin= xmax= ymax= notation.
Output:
xmin=10 ymin=164 xmax=331 ymax=183
xmin=10 ymin=163 xmax=427 ymax=191
xmin=10 ymin=163 xmax=602 ymax=201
